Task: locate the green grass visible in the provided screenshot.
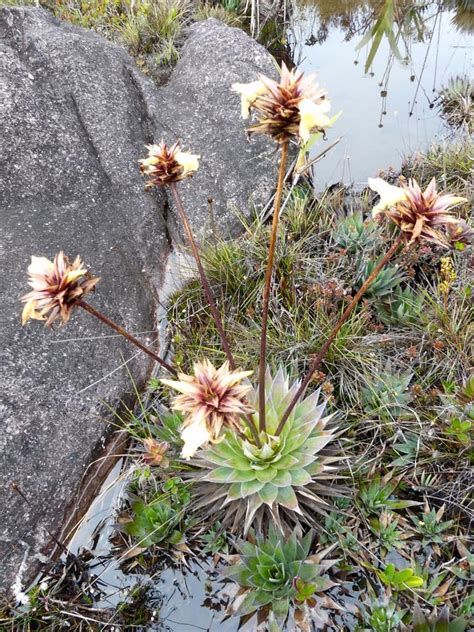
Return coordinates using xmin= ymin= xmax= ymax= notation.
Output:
xmin=3 ymin=0 xmax=281 ymax=71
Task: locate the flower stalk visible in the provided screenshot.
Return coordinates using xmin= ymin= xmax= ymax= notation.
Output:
xmin=169 ymin=182 xmax=236 ymax=370
xmin=77 ymin=299 xmax=177 ymax=376
xmin=275 ymin=235 xmax=404 ymax=435
xmin=258 ymin=140 xmax=289 ymax=432
xmin=168 ymin=184 xmax=263 ymax=445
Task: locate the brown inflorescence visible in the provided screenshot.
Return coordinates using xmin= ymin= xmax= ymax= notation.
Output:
xmin=21 ymin=252 xmax=99 ymax=327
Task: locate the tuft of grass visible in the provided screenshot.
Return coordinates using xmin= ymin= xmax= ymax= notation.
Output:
xmin=194 ymin=1 xmax=243 ymax=26
xmin=119 ymin=0 xmax=192 ymax=66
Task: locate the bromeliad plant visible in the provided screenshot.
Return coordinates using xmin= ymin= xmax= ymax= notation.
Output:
xmin=223 ymin=527 xmax=335 ymax=626
xmin=180 ymin=368 xmax=340 ymax=533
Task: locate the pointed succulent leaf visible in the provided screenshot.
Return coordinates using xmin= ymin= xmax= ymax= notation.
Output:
xmin=272 ymin=596 xmax=290 ymax=621
xmin=290 ymin=468 xmax=313 ymax=486
xmin=258 ymin=483 xmax=279 ymax=506
xmin=255 ymin=467 xmax=278 ymax=483
xmin=276 ymin=486 xmax=301 ymax=512
xmin=240 ymin=479 xmax=266 ymax=496
xmin=205 ymin=466 xmax=235 ymax=483
xmin=271 ymin=469 xmax=293 ymax=487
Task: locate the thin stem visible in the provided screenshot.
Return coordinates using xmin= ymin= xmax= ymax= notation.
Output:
xmin=169 ymin=182 xmax=236 ymax=370
xmin=258 ymin=141 xmax=289 ymax=433
xmin=275 ymin=236 xmax=404 ymax=436
xmin=77 ymin=299 xmax=177 ymax=376
xmin=169 ymin=183 xmax=261 ymax=447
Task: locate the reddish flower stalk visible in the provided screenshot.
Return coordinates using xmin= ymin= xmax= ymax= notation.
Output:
xmin=169 ymin=182 xmax=236 ymax=369
xmin=168 ymin=184 xmax=261 ymax=446
xmin=275 ymin=236 xmax=404 ymax=435
xmin=77 ymin=300 xmax=177 ymax=376
xmin=140 ymin=142 xmax=260 ymax=444
xmin=258 ymin=141 xmax=289 ymax=432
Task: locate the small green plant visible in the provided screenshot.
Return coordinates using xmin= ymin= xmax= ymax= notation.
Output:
xmin=333 ymin=212 xmax=380 ymax=254
xmin=361 ymin=369 xmax=413 ymax=418
xmin=389 ymin=432 xmax=423 ymax=467
xmin=412 ymin=603 xmax=469 ymax=632
xmin=358 ymin=474 xmax=419 ymax=515
xmin=359 ymin=596 xmax=406 ymax=632
xmin=377 ymin=286 xmax=424 ymax=326
xmin=223 ymin=528 xmax=334 ymax=624
xmin=200 ymin=522 xmax=229 ymax=555
xmin=444 ymin=415 xmax=472 ymax=446
xmin=356 ymin=259 xmax=404 ymax=299
xmin=322 ymin=512 xmax=360 ymax=552
xmin=370 ymin=510 xmax=408 ymax=554
xmin=162 ymin=475 xmax=191 ymax=505
xmin=121 ymin=496 xmax=184 ymax=548
xmin=378 ymin=563 xmax=424 ymax=590
xmin=440 ymin=376 xmax=474 ymax=446
xmin=409 ymin=502 xmax=454 ymax=545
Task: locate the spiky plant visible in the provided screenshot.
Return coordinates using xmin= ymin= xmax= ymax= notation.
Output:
xmin=334 ymin=212 xmax=380 ymax=254
xmin=437 ymin=75 xmax=473 ymax=132
xmin=223 ymin=527 xmax=335 ymax=625
xmin=412 ymin=604 xmax=468 ymax=632
xmin=360 ymin=597 xmax=406 ymax=632
xmin=183 ymin=368 xmax=341 ymax=534
xmin=377 ymin=286 xmax=424 ymax=326
xmin=356 ymin=259 xmax=404 ymax=300
xmin=120 ymin=497 xmax=183 ymax=549
xmin=361 ymin=369 xmax=413 ymax=418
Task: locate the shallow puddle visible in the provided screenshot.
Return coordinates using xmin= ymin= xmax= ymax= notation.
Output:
xmin=291 ymin=0 xmax=472 ymax=186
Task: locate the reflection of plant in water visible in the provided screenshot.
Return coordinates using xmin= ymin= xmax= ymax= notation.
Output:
xmin=355 ymin=0 xmax=404 ymax=74
xmin=443 ymin=0 xmax=474 ymax=33
xmin=300 ymin=0 xmax=472 ymax=128
xmin=437 ymin=75 xmax=473 ymax=132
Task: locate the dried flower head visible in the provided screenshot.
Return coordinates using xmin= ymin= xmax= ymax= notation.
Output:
xmin=21 ymin=252 xmax=99 ymax=326
xmin=369 ymin=176 xmax=467 ymax=247
xmin=161 ymin=360 xmax=253 ymax=459
xmin=142 ymin=438 xmax=169 ymax=467
xmin=232 ymin=63 xmax=331 ymax=143
xmin=140 ymin=141 xmax=199 ymax=188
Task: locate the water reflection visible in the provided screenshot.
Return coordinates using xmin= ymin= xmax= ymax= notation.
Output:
xmin=290 ymin=0 xmax=473 ymax=186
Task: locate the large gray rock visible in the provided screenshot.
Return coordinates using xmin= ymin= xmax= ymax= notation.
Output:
xmin=155 ymin=18 xmax=278 ymax=238
xmin=0 ymin=7 xmax=277 ymax=596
